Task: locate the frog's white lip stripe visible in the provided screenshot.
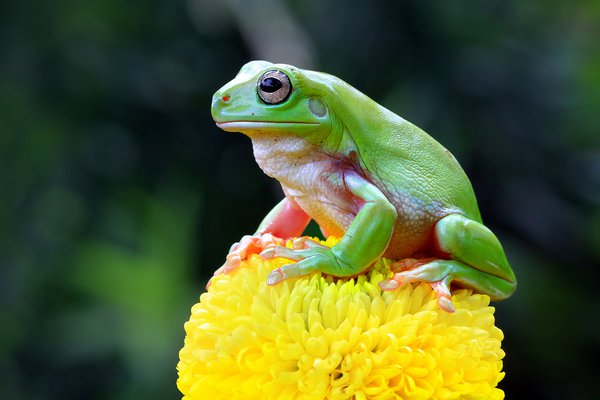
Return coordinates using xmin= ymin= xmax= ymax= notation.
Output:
xmin=216 ymin=120 xmax=318 ymax=131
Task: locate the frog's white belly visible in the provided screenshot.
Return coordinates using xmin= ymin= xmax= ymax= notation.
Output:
xmin=251 ymin=134 xmax=356 ymax=237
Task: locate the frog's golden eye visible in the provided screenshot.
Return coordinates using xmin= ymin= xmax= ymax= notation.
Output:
xmin=257 ymin=70 xmax=292 ymax=105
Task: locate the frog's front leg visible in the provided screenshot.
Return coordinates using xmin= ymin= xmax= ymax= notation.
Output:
xmin=264 ymin=173 xmax=397 ymax=285
xmin=380 ymin=214 xmax=517 ymax=312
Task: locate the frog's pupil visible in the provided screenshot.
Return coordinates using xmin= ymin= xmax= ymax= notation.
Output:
xmin=260 ymin=77 xmax=282 ymax=93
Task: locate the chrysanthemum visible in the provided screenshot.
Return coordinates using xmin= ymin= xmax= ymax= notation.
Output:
xmin=177 ymin=237 xmax=506 ymax=400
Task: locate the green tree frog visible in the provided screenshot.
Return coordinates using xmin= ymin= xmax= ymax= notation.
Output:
xmin=210 ymin=61 xmax=516 ymax=312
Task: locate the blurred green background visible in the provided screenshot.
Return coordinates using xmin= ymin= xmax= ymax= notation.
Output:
xmin=1 ymin=0 xmax=599 ymax=398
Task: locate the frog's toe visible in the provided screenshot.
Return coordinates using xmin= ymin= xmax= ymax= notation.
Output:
xmin=430 ymin=278 xmax=455 ymax=313
xmin=260 ymin=246 xmax=305 ymax=261
xmin=266 ymin=268 xmax=285 ymax=285
xmin=378 ymin=270 xmax=419 ymax=291
xmin=436 ymin=295 xmax=455 ymax=313
xmin=378 ymin=278 xmax=400 ymax=291
xmin=266 ymin=258 xmax=320 ymax=285
xmin=291 ymin=236 xmax=327 ymax=250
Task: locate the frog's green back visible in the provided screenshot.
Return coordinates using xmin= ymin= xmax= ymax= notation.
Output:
xmin=304 ymin=70 xmax=483 ymax=223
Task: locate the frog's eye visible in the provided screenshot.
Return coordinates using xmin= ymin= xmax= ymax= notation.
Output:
xmin=257 ymin=70 xmax=292 ymax=105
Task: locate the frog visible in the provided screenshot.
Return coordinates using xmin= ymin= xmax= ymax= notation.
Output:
xmin=210 ymin=60 xmax=516 ymax=312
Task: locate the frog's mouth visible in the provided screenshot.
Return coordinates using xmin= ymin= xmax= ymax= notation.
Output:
xmin=216 ymin=120 xmax=319 ymax=132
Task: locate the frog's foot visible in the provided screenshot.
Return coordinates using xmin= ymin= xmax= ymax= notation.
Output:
xmin=383 ymin=257 xmax=455 ymax=312
xmin=379 ymin=261 xmax=456 ymax=313
xmin=208 ymin=233 xmax=286 ymax=287
xmin=379 ymin=268 xmax=455 ymax=313
xmin=379 ymin=257 xmax=516 ymax=313
xmin=260 ymin=240 xmax=343 ymax=285
xmin=430 ymin=279 xmax=455 ymax=313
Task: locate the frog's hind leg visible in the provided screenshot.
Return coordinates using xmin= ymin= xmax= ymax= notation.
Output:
xmin=379 ymin=214 xmax=517 ymax=312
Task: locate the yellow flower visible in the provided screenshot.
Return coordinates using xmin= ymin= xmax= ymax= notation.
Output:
xmin=177 ymin=237 xmax=506 ymax=400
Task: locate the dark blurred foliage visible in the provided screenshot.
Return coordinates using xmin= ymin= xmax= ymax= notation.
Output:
xmin=1 ymin=0 xmax=598 ymax=398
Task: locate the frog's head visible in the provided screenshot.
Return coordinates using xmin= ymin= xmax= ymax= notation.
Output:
xmin=211 ymin=61 xmax=340 ymax=145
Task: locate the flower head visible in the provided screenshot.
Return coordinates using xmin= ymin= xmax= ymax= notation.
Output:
xmin=177 ymin=237 xmax=505 ymax=399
